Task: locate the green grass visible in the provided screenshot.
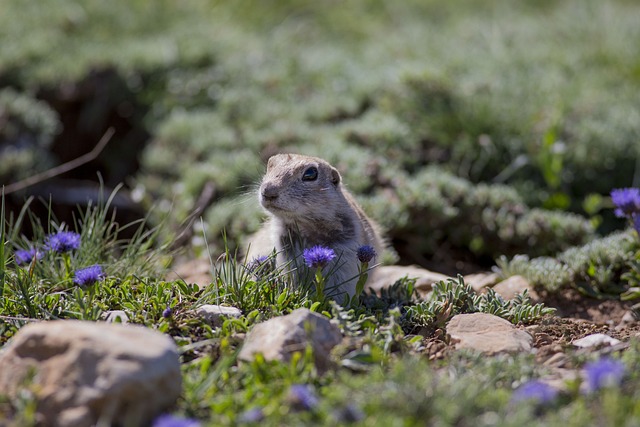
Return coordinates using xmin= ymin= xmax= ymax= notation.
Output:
xmin=1 ymin=195 xmax=639 ymax=426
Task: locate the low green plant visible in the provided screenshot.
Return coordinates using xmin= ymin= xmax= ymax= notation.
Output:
xmin=403 ymin=276 xmax=555 ymax=334
xmin=496 ymin=254 xmax=573 ymax=292
xmin=197 ymin=246 xmax=311 ymax=317
xmin=498 ymin=229 xmax=639 ymax=295
xmin=0 ymin=188 xmax=169 ymax=335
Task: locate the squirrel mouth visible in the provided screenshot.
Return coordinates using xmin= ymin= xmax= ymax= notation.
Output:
xmin=261 ymin=199 xmax=288 ymax=213
xmin=261 ymin=201 xmax=300 ymax=220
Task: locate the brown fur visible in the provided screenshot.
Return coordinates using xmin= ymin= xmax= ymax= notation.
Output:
xmin=246 ymin=153 xmax=384 ymax=302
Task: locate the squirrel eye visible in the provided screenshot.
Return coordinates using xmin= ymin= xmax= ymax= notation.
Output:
xmin=302 ymin=167 xmax=318 ymax=181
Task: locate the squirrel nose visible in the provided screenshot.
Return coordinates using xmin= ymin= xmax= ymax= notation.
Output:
xmin=261 ymin=184 xmax=279 ymax=201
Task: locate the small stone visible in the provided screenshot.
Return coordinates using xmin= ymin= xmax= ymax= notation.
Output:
xmin=102 ymin=310 xmax=130 ymax=324
xmin=367 ymin=265 xmax=450 ymax=297
xmin=492 ymin=275 xmax=538 ymax=301
xmin=446 ymin=313 xmax=533 ymax=355
xmin=534 ymin=332 xmax=554 ymax=346
xmin=0 ymin=320 xmax=181 ymax=427
xmin=543 ymin=352 xmax=569 ymax=368
xmin=464 ymin=272 xmax=500 ymax=293
xmin=238 ymin=308 xmax=342 ymax=373
xmin=195 ymin=305 xmax=242 ymax=327
xmin=573 ymin=333 xmax=622 ymax=348
xmin=615 ymin=311 xmax=637 ymax=331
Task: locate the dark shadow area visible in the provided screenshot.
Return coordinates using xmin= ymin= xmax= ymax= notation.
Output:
xmin=2 ymin=68 xmax=150 ymax=238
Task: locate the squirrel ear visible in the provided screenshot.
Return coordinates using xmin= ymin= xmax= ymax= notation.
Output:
xmin=267 ymin=156 xmax=276 ymax=170
xmin=330 ymin=167 xmax=341 ymax=185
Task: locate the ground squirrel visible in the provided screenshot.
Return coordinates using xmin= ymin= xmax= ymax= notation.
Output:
xmin=246 ymin=153 xmax=385 ymax=302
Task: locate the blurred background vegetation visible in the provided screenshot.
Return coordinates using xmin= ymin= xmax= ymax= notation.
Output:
xmin=2 ymin=0 xmax=639 ymax=274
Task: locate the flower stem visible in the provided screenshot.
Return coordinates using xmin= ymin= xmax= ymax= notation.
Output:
xmin=355 ymin=262 xmax=369 ymax=298
xmin=63 ymin=253 xmax=71 ymax=280
xmin=314 ymin=267 xmax=325 ymax=301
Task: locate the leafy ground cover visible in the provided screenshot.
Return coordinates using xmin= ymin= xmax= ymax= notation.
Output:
xmin=2 ymin=191 xmax=640 ymax=426
xmin=3 ymin=0 xmax=640 ymax=425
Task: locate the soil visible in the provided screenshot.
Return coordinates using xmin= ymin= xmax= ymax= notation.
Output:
xmin=539 ymin=287 xmax=634 ymax=325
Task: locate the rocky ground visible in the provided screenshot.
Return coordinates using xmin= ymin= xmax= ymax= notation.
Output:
xmin=421 ymin=272 xmax=640 ymax=362
xmin=173 ymin=258 xmax=640 ymax=365
xmin=2 ymin=257 xmax=639 ymax=426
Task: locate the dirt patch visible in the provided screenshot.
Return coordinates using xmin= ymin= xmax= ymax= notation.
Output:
xmin=529 ymin=287 xmax=640 ymax=361
xmin=530 ymin=316 xmax=612 ymax=345
xmin=539 ymin=287 xmax=634 ymax=325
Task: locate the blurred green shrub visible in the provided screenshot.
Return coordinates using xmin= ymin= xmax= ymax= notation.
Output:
xmin=3 ymin=0 xmax=640 ymax=265
xmin=362 ymin=166 xmax=595 ymax=259
xmin=0 ymin=89 xmax=59 ymax=183
xmin=497 ymin=231 xmax=637 ymax=293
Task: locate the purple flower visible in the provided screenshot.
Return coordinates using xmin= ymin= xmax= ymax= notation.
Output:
xmin=356 ymin=245 xmax=377 ymax=263
xmin=14 ymin=248 xmax=41 ymax=266
xmin=73 ymin=265 xmax=104 ymax=286
xmin=162 ymin=306 xmax=173 ymax=318
xmin=584 ymin=357 xmax=626 ymax=392
xmin=45 ymin=231 xmax=81 ymax=253
xmin=247 ymin=255 xmax=272 ymax=277
xmin=303 ymin=246 xmax=336 ymax=269
xmin=288 ymin=384 xmax=319 ymax=411
xmin=249 ymin=255 xmax=269 ymax=267
xmin=238 ymin=407 xmax=264 ymax=423
xmin=511 ymin=380 xmax=558 ymax=404
xmin=634 ymin=215 xmax=640 ymax=235
xmin=152 ymin=414 xmax=200 ymax=427
xmin=611 ymin=188 xmax=640 ymax=218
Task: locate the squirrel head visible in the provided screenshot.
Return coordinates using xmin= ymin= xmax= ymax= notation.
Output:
xmin=259 ymin=153 xmax=343 ymax=222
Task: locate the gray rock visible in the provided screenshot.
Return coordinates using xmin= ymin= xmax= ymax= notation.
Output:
xmin=0 ymin=320 xmax=181 ymax=427
xmin=368 ymin=265 xmax=450 ymax=297
xmin=195 ymin=304 xmax=242 ymax=327
xmin=573 ymin=333 xmax=622 ymax=348
xmin=447 ymin=313 xmax=533 ymax=355
xmin=102 ymin=310 xmax=129 ymax=324
xmin=492 ymin=275 xmax=538 ymax=300
xmin=238 ymin=308 xmax=342 ymax=373
xmin=616 ymin=310 xmax=637 ymax=331
xmin=463 ymin=272 xmax=500 ymax=293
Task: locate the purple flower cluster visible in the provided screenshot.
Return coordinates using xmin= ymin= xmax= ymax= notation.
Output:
xmin=14 ymin=230 xmax=81 ymax=266
xmin=584 ymin=357 xmax=626 ymax=392
xmin=611 ymin=188 xmax=640 ymax=217
xmin=287 ymin=384 xmax=319 ymax=411
xmin=247 ymin=255 xmax=273 ymax=279
xmin=611 ymin=188 xmax=640 ymax=234
xmin=162 ymin=306 xmax=173 ymax=319
xmin=73 ymin=265 xmax=104 ymax=286
xmin=511 ymin=380 xmax=558 ymax=404
xmin=45 ymin=231 xmax=81 ymax=253
xmin=152 ymin=414 xmax=200 ymax=427
xmin=238 ymin=407 xmax=265 ymax=423
xmin=14 ymin=229 xmax=108 ymax=286
xmin=248 ymin=255 xmax=269 ymax=269
xmin=14 ymin=248 xmax=42 ymax=266
xmin=356 ymin=245 xmax=377 ymax=263
xmin=303 ymin=246 xmax=336 ymax=269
